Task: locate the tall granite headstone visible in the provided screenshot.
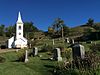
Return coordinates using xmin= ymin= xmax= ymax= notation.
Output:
xmin=72 ymin=44 xmax=85 ymax=59
xmin=53 ymin=48 xmax=62 ymax=61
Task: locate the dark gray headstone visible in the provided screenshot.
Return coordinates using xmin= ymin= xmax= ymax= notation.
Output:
xmin=53 ymin=48 xmax=62 ymax=61
xmin=72 ymin=44 xmax=85 ymax=59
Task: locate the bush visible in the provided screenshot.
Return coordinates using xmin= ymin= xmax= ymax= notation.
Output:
xmin=40 ymin=44 xmax=53 ymax=52
xmin=0 ymin=56 xmax=5 ymax=63
xmin=90 ymin=43 xmax=100 ymax=52
xmin=16 ymin=49 xmax=25 ymax=62
xmin=1 ymin=45 xmax=6 ymax=49
xmin=54 ymin=51 xmax=100 ymax=75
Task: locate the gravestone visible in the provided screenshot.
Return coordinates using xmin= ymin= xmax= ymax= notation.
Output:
xmin=53 ymin=48 xmax=62 ymax=61
xmin=65 ymin=38 xmax=69 ymax=43
xmin=72 ymin=44 xmax=85 ymax=59
xmin=32 ymin=47 xmax=38 ymax=56
xmin=53 ymin=39 xmax=55 ymax=45
xmin=29 ymin=44 xmax=31 ymax=49
xmin=25 ymin=50 xmax=28 ymax=63
xmin=72 ymin=39 xmax=74 ymax=44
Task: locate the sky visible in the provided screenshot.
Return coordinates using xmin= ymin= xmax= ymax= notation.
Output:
xmin=0 ymin=0 xmax=100 ymax=31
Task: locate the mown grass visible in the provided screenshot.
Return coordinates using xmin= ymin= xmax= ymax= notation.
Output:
xmin=0 ymin=51 xmax=56 ymax=75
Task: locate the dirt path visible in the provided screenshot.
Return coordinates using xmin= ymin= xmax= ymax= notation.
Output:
xmin=0 ymin=49 xmax=16 ymax=53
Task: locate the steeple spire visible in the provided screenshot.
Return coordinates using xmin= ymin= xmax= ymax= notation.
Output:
xmin=17 ymin=11 xmax=23 ymax=23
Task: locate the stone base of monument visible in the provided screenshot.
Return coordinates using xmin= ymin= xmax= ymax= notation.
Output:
xmin=57 ymin=57 xmax=62 ymax=61
xmin=25 ymin=59 xmax=28 ymax=63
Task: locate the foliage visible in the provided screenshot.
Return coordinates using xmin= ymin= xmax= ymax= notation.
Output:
xmin=24 ymin=22 xmax=39 ymax=39
xmin=0 ymin=56 xmax=5 ymax=63
xmin=0 ymin=21 xmax=39 ymax=38
xmin=16 ymin=49 xmax=26 ymax=62
xmin=54 ymin=51 xmax=100 ymax=75
xmin=90 ymin=43 xmax=100 ymax=52
xmin=93 ymin=23 xmax=100 ymax=32
xmin=86 ymin=18 xmax=94 ymax=26
xmin=40 ymin=44 xmax=53 ymax=52
xmin=48 ymin=18 xmax=69 ymax=38
xmin=0 ymin=25 xmax=5 ymax=36
xmin=5 ymin=25 xmax=15 ymax=37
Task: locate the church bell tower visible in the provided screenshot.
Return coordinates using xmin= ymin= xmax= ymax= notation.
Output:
xmin=16 ymin=12 xmax=23 ymax=40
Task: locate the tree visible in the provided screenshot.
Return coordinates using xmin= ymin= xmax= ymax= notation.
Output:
xmin=5 ymin=25 xmax=15 ymax=37
xmin=23 ymin=22 xmax=39 ymax=39
xmin=52 ymin=18 xmax=64 ymax=38
xmin=93 ymin=23 xmax=100 ymax=32
xmin=86 ymin=18 xmax=94 ymax=26
xmin=0 ymin=25 xmax=5 ymax=36
xmin=48 ymin=18 xmax=69 ymax=38
xmin=62 ymin=25 xmax=70 ymax=36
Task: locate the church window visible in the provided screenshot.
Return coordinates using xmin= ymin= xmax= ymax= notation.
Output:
xmin=19 ymin=26 xmax=21 ymax=30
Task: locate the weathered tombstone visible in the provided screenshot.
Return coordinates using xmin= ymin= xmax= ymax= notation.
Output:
xmin=65 ymin=38 xmax=69 ymax=43
xmin=72 ymin=44 xmax=85 ymax=59
xmin=72 ymin=39 xmax=74 ymax=44
xmin=53 ymin=39 xmax=55 ymax=45
xmin=53 ymin=48 xmax=62 ymax=61
xmin=25 ymin=50 xmax=28 ymax=63
xmin=32 ymin=47 xmax=38 ymax=56
xmin=29 ymin=44 xmax=31 ymax=49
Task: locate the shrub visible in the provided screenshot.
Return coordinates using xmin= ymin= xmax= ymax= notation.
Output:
xmin=54 ymin=51 xmax=100 ymax=75
xmin=40 ymin=44 xmax=53 ymax=52
xmin=0 ymin=56 xmax=5 ymax=63
xmin=16 ymin=49 xmax=25 ymax=62
xmin=1 ymin=45 xmax=6 ymax=49
xmin=90 ymin=43 xmax=100 ymax=52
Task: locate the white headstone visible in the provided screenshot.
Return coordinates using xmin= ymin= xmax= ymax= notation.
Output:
xmin=25 ymin=50 xmax=28 ymax=63
xmin=72 ymin=39 xmax=74 ymax=44
xmin=65 ymin=38 xmax=69 ymax=43
xmin=53 ymin=48 xmax=62 ymax=61
xmin=53 ymin=39 xmax=55 ymax=45
xmin=33 ymin=47 xmax=38 ymax=56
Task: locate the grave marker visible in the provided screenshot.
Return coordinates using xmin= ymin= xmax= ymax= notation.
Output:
xmin=72 ymin=44 xmax=85 ymax=59
xmin=53 ymin=48 xmax=62 ymax=61
xmin=25 ymin=50 xmax=28 ymax=63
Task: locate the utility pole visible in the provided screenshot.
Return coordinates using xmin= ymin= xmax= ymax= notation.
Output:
xmin=61 ymin=24 xmax=64 ymax=46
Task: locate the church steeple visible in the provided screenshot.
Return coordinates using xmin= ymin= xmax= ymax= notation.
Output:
xmin=16 ymin=11 xmax=23 ymax=40
xmin=17 ymin=11 xmax=23 ymax=23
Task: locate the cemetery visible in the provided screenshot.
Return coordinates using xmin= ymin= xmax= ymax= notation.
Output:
xmin=0 ymin=12 xmax=100 ymax=75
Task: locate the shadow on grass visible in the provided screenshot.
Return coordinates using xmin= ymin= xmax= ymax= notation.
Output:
xmin=44 ymin=64 xmax=57 ymax=75
xmin=40 ymin=58 xmax=51 ymax=61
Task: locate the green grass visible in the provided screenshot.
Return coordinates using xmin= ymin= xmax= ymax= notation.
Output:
xmin=0 ymin=51 xmax=56 ymax=75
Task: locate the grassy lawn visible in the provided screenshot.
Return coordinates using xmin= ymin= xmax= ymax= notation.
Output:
xmin=0 ymin=51 xmax=56 ymax=75
xmin=0 ymin=39 xmax=100 ymax=75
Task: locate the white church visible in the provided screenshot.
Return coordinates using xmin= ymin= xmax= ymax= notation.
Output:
xmin=8 ymin=12 xmax=27 ymax=49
